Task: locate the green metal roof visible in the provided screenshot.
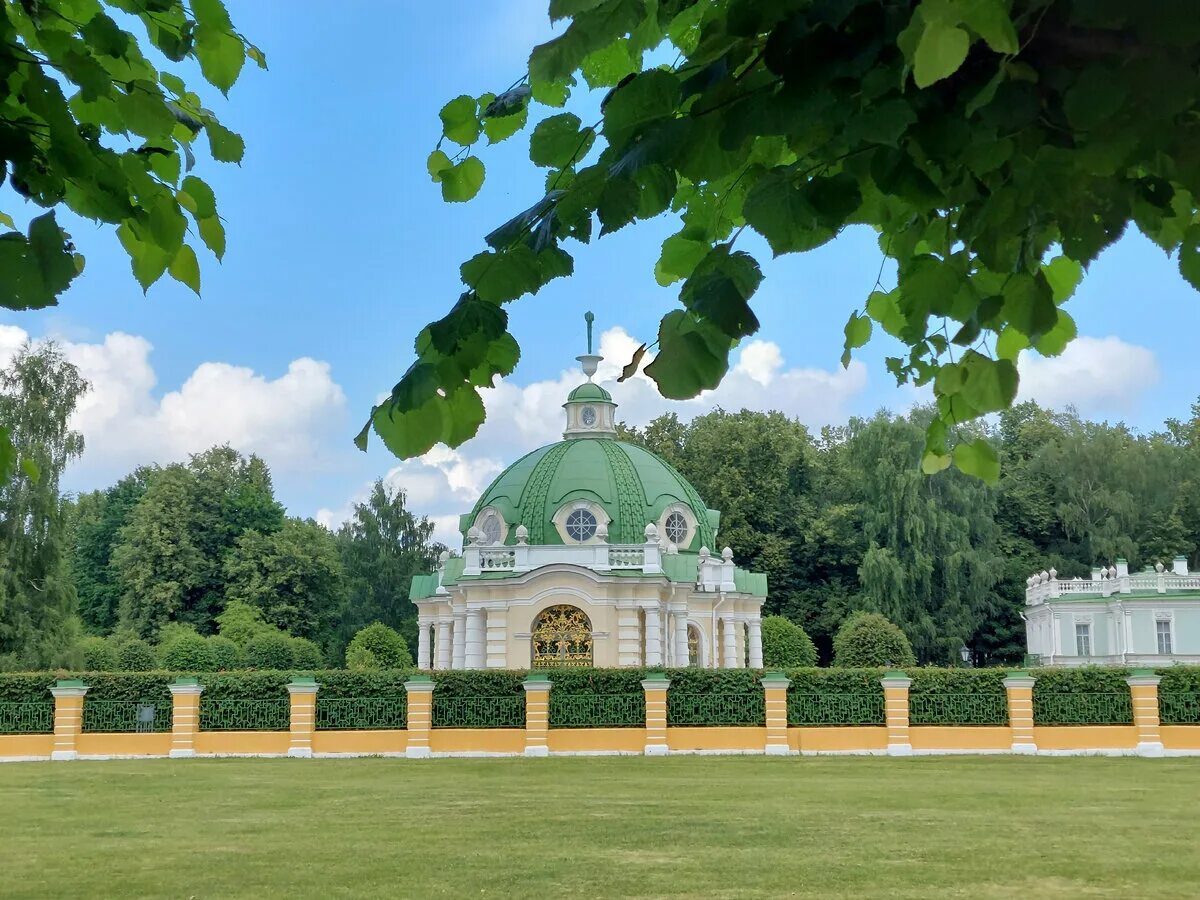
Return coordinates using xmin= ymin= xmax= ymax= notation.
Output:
xmin=565 ymin=382 xmax=612 ymax=402
xmin=461 ymin=438 xmax=720 ymax=550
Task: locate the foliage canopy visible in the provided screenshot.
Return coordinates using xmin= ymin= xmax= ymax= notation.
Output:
xmin=361 ymin=0 xmax=1200 ymax=482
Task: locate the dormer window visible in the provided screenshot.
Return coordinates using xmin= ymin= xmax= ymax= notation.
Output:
xmin=565 ymin=508 xmax=598 ymax=542
xmin=664 ymin=511 xmax=688 ymax=545
xmin=474 ymin=507 xmax=507 ymax=546
xmin=656 ymin=503 xmax=696 ymax=550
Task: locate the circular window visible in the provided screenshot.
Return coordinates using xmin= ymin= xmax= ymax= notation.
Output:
xmin=479 ymin=512 xmax=502 ymax=545
xmin=664 ymin=511 xmax=689 ymax=545
xmin=565 ymin=508 xmax=598 ymax=542
xmin=581 ymin=406 xmax=597 ymax=426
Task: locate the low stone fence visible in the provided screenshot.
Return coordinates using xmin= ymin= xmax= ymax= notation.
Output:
xmin=1 ymin=668 xmax=1197 ymax=760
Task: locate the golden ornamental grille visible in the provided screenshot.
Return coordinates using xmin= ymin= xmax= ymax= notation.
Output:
xmin=532 ymin=605 xmax=593 ymax=668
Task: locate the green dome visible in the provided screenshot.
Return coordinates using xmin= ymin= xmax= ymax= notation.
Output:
xmin=463 ymin=439 xmax=718 ymax=549
xmin=566 ymin=382 xmax=612 ymax=402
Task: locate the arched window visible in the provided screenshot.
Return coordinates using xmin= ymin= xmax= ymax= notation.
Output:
xmin=565 ymin=507 xmax=598 ymax=542
xmin=479 ymin=512 xmax=502 ymax=545
xmin=687 ymin=624 xmax=703 ymax=668
xmin=531 ymin=605 xmax=593 ymax=668
xmin=664 ymin=511 xmax=688 ymax=545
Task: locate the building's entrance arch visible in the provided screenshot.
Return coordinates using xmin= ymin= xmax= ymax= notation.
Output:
xmin=531 ymin=604 xmax=593 ymax=668
xmin=687 ymin=622 xmax=706 ymax=668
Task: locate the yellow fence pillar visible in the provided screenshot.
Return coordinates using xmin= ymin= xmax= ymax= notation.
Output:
xmin=1002 ymin=671 xmax=1037 ymax=755
xmin=1126 ymin=669 xmax=1164 ymax=758
xmin=522 ymin=673 xmax=551 ymax=757
xmin=404 ymin=676 xmax=435 ymax=759
xmin=642 ymin=671 xmax=670 ymax=756
xmin=287 ymin=677 xmax=319 ymax=759
xmin=881 ymin=672 xmax=912 ymax=757
xmin=762 ymin=672 xmax=791 ymax=755
xmin=168 ymin=677 xmax=203 ymax=759
xmin=50 ymin=679 xmax=87 ymax=761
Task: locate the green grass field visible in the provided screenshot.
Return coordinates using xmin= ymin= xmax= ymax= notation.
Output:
xmin=1 ymin=756 xmax=1197 ymax=898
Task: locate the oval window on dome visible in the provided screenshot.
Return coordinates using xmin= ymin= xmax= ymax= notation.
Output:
xmin=664 ymin=511 xmax=689 ymax=545
xmin=480 ymin=512 xmax=502 ymax=545
xmin=565 ymin=508 xmax=598 ymax=542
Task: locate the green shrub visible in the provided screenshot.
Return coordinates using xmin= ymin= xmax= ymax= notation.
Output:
xmin=290 ymin=637 xmax=325 ymax=669
xmin=207 ymin=636 xmax=242 ymax=671
xmin=116 ymin=638 xmax=157 ymax=672
xmin=216 ymin=600 xmax=276 ymax=647
xmin=907 ymin=668 xmax=1009 ymax=725
xmin=783 ymin=667 xmax=886 ymax=725
xmin=761 ymin=616 xmax=818 ymax=668
xmin=79 ymin=636 xmax=118 ymax=671
xmin=158 ymin=633 xmax=217 ymax=671
xmin=243 ymin=632 xmax=295 ymax=670
xmin=430 ymin=670 xmax=527 ymax=697
xmin=1031 ymin=666 xmax=1133 ymax=725
xmin=346 ymin=623 xmax=413 ymax=670
xmin=832 ymin=613 xmax=916 ymax=668
xmin=345 ymin=645 xmax=378 ymax=671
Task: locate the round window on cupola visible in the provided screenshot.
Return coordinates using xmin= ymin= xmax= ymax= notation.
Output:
xmin=474 ymin=508 xmax=507 ymax=546
xmin=656 ymin=504 xmax=696 ymax=549
xmin=553 ymin=500 xmax=609 ymax=545
xmin=565 ymin=508 xmax=597 ymax=541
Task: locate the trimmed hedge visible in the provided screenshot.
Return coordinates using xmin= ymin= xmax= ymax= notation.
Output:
xmin=907 ymin=668 xmax=1009 ymax=725
xmin=784 ymin=667 xmax=886 ymax=725
xmin=1031 ymin=666 xmax=1133 ymax=725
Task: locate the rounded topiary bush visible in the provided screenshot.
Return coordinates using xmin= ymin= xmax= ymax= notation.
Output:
xmin=761 ymin=615 xmax=818 ymax=668
xmin=289 ymin=637 xmax=325 ymax=669
xmin=243 ymin=631 xmax=295 ymax=670
xmin=116 ymin=638 xmax=157 ymax=672
xmin=345 ymin=645 xmax=379 ymax=671
xmin=346 ymin=623 xmax=413 ymax=670
xmin=79 ymin=635 xmax=118 ymax=671
xmin=207 ymin=635 xmax=242 ymax=671
xmin=832 ymin=612 xmax=916 ymax=668
xmin=159 ymin=632 xmax=217 ymax=671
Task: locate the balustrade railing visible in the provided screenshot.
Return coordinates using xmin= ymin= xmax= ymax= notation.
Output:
xmin=1159 ymin=692 xmax=1200 ymax=725
xmin=0 ymin=701 xmax=54 ymax=734
xmin=667 ymin=692 xmax=765 ymax=726
xmin=83 ymin=700 xmax=171 ymax=733
xmin=787 ymin=692 xmax=884 ymax=726
xmin=200 ymin=698 xmax=290 ymax=731
xmin=549 ymin=693 xmax=644 ymax=728
xmin=316 ymin=697 xmax=407 ymax=730
xmin=608 ymin=548 xmax=645 ymax=568
xmin=909 ymin=693 xmax=1008 ymax=726
xmin=479 ymin=549 xmax=516 ymax=570
xmin=1033 ymin=692 xmax=1133 ymax=725
xmin=432 ymin=695 xmax=524 ymax=729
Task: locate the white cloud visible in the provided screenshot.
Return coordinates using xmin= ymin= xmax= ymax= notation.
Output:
xmin=1017 ymin=336 xmax=1159 ymax=415
xmin=0 ymin=324 xmax=347 ymax=483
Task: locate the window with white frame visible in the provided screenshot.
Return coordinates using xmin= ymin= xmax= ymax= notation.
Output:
xmin=1156 ymin=618 xmax=1173 ymax=655
xmin=474 ymin=508 xmax=506 ymax=546
xmin=565 ymin=507 xmax=598 ymax=542
xmin=664 ymin=511 xmax=688 ymax=545
xmin=1075 ymin=622 xmax=1092 ymax=657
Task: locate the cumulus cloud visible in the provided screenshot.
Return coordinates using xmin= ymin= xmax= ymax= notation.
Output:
xmin=321 ymin=327 xmax=868 ymax=550
xmin=0 ymin=324 xmax=347 ymax=483
xmin=1017 ymin=336 xmax=1159 ymax=415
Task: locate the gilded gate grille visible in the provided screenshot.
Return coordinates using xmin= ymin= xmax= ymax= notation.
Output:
xmin=531 ymin=605 xmax=593 ymax=668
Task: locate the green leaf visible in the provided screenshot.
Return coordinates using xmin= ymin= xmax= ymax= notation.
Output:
xmin=529 ymin=0 xmax=645 ymax=84
xmin=427 ymin=149 xmax=452 ymax=183
xmin=958 ymin=351 xmax=1017 ymax=414
xmin=954 ymin=438 xmax=1001 ymax=484
xmin=582 ymin=40 xmax=639 ymax=88
xmin=995 ymin=326 xmax=1028 ymax=361
xmin=597 ymin=175 xmax=640 ymax=235
xmin=195 ymin=24 xmax=245 ymax=95
xmin=482 ymin=100 xmax=528 ymax=144
xmin=168 ymin=243 xmax=201 ymax=294
xmin=1063 ymin=67 xmax=1128 ymax=131
xmin=0 ymin=427 xmax=13 ymax=484
xmin=461 ymin=248 xmax=541 ymax=302
xmin=0 ymin=212 xmax=13 ymax=229
xmin=206 ymin=121 xmax=245 ymax=163
xmin=678 ymin=246 xmax=762 ymax=340
xmin=958 ymin=0 xmax=1019 ymax=54
xmin=1041 ymin=256 xmax=1083 ymax=304
xmin=1179 ymin=224 xmax=1200 ymax=290
xmin=532 ymin=77 xmax=573 ymax=107
xmin=117 ymin=222 xmax=171 ymax=292
xmin=441 ymin=157 xmax=486 ymax=203
xmin=1033 ymin=310 xmax=1077 ymax=357
xmin=20 ymin=456 xmax=39 ymax=482
xmin=844 ymin=98 xmax=916 ymax=146
xmin=549 ymin=0 xmax=607 ymax=20
xmin=179 ymin=175 xmax=217 ymax=218
xmin=1001 ymin=272 xmax=1057 ymax=339
xmin=841 ymin=312 xmax=872 ymax=367
xmin=618 ymin=343 xmax=648 ymax=381
xmin=644 ymin=310 xmax=733 ymax=399
xmin=913 ymin=20 xmax=970 ymax=88
xmin=529 ymin=113 xmax=594 ymax=168
xmin=743 ymin=169 xmax=855 ymax=256
xmin=921 ymin=449 xmax=952 ymax=474
xmin=655 ymin=233 xmax=710 ymax=286
xmin=602 ymin=69 xmax=680 ymax=145
xmin=198 ymin=215 xmax=226 ymax=260
xmin=440 ymin=95 xmax=481 ymax=146
xmin=82 ymin=13 xmax=130 ymax=57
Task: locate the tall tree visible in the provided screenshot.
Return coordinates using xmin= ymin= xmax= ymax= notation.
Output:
xmin=0 ymin=341 xmax=87 ymax=668
xmin=335 ymin=481 xmax=443 ymax=658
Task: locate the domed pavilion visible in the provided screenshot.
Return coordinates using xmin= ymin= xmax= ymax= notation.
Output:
xmin=408 ymin=317 xmax=768 ymax=670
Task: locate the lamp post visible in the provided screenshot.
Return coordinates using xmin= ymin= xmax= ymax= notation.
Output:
xmin=959 ymin=644 xmax=972 ymax=667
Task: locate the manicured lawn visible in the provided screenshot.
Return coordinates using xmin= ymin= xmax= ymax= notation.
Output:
xmin=0 ymin=756 xmax=1196 ymax=898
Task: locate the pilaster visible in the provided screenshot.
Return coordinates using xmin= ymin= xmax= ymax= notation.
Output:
xmin=286 ymin=677 xmax=319 ymax=758
xmin=1126 ymin=669 xmax=1164 ymax=757
xmin=49 ymin=679 xmax=87 ymax=761
xmin=451 ymin=609 xmax=466 ymax=670
xmin=486 ymin=608 xmax=508 ymax=668
xmin=881 ymin=672 xmax=912 ymax=757
xmin=761 ymin=672 xmax=791 ymax=755
xmin=1002 ymin=671 xmax=1037 ymax=754
xmin=642 ymin=672 xmax=670 ymax=756
xmin=522 ymin=673 xmax=551 ymax=757
xmin=167 ymin=677 xmax=204 ymax=758
xmin=404 ymin=676 xmax=436 ymax=759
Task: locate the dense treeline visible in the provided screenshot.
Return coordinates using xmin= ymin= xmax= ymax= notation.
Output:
xmin=620 ymin=400 xmax=1200 ymax=665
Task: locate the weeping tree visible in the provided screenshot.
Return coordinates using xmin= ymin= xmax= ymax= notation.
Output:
xmin=0 ymin=341 xmax=88 ymax=668
xmin=358 ymin=0 xmax=1200 ymax=483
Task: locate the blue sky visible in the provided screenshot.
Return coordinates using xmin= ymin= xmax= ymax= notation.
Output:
xmin=2 ymin=1 xmax=1198 ymax=546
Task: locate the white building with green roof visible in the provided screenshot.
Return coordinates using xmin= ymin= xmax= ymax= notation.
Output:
xmin=1024 ymin=557 xmax=1200 ymax=665
xmin=408 ymin=320 xmax=768 ymax=670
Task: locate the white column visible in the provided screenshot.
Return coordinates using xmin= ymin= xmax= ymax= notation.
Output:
xmin=721 ymin=616 xmax=737 ymax=669
xmin=645 ymin=604 xmax=663 ymax=667
xmin=617 ymin=606 xmax=641 ymax=666
xmin=436 ymin=620 xmax=451 ymax=670
xmin=674 ymin=611 xmax=689 ymax=666
xmin=748 ymin=616 xmax=763 ymax=668
xmin=452 ymin=609 xmax=466 ymax=670
xmin=486 ymin=608 xmax=507 ymax=668
xmin=465 ymin=608 xmax=485 ymax=669
xmin=417 ymin=619 xmax=432 ymax=669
